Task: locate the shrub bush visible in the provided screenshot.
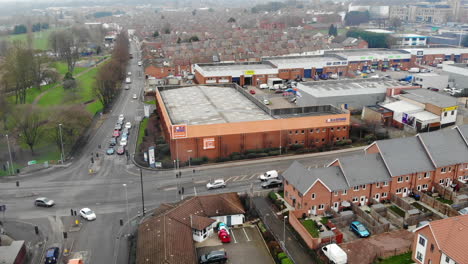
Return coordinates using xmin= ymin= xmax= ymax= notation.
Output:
xmin=191 ymin=157 xmax=208 ymax=165
xmin=216 ymin=157 xmax=231 ymax=162
xmin=201 ymin=156 xmax=208 ymax=162
xmin=277 ymin=252 xmax=288 ymax=260
xmin=268 ymin=150 xmax=280 ymax=156
xmin=268 ymin=191 xmax=278 ymax=202
xmin=230 ymin=154 xmax=241 ymax=160
xmin=246 ymin=153 xmax=258 ymax=159
xmin=257 ymin=152 xmax=269 ymax=158
xmin=281 ymin=258 xmax=294 ymax=264
xmin=161 ymin=160 xmax=174 ymax=168
xmin=289 ymin=144 xmax=304 ymax=151
xmin=155 ymin=137 xmax=166 ymax=145
xmin=364 ymin=134 xmax=376 ymax=143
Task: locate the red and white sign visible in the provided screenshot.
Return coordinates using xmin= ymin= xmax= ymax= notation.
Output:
xmin=172 ymin=124 xmax=187 ymax=138
xmin=203 ymin=138 xmax=215 ymax=150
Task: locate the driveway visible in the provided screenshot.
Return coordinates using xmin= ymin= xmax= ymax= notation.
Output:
xmin=196 ymin=226 xmax=274 ymax=264
xmin=340 ymin=230 xmax=414 ymax=264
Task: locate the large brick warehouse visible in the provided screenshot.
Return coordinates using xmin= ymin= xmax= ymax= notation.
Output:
xmin=155 ymin=84 xmax=351 ymax=162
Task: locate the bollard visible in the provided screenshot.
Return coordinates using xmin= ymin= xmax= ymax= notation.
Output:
xmin=63 ymin=232 xmax=67 ymax=239
xmin=35 ymin=226 xmax=39 ymax=235
xmin=71 ymin=209 xmax=74 ymax=216
xmin=16 ymin=181 xmax=19 ymax=187
xmin=120 ymin=219 xmax=124 ymax=226
xmin=96 ymin=153 xmax=99 ymax=158
xmin=182 ymin=187 xmax=184 ymax=194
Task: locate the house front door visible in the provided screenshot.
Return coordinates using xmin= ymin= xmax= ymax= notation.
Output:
xmin=374 ymin=193 xmax=380 ymax=203
xmin=310 ymin=205 xmax=316 ymax=215
xmin=360 ymin=196 xmax=366 ymax=206
xmin=333 ymin=202 xmax=339 ymax=212
xmin=403 ymin=188 xmax=408 ymax=197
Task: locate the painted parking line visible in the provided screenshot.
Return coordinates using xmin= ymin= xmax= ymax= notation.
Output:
xmin=231 ymin=228 xmax=238 ymax=243
xmin=242 ymin=228 xmax=251 ymax=242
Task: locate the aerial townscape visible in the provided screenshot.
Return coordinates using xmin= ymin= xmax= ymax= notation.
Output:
xmin=1 ymin=0 xmax=468 ymax=264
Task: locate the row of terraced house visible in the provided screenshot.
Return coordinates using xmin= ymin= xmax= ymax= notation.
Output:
xmin=282 ymin=125 xmax=468 ymax=216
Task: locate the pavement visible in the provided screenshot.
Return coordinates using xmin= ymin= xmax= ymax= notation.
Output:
xmin=252 ymin=197 xmax=318 ymax=264
xmin=0 ymin=39 xmax=368 ymax=264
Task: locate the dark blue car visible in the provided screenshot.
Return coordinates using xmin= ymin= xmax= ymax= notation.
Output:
xmin=45 ymin=247 xmax=59 ymax=264
xmin=350 ymin=221 xmax=370 ymax=238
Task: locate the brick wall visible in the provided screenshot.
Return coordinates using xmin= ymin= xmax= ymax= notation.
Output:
xmin=288 ymin=211 xmax=321 ymax=249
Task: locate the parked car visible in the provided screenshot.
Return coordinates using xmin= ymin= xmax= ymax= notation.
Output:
xmin=321 ymin=243 xmax=347 ymax=264
xmin=350 ymin=221 xmax=370 ymax=238
xmin=45 ymin=247 xmax=60 ymax=264
xmin=124 ymin=85 xmax=130 ymax=90
xmin=275 ymin=90 xmax=284 ymax=94
xmin=35 ymin=197 xmax=55 ymax=207
xmin=125 ymin=122 xmax=132 ymax=129
xmin=80 ymin=208 xmax=96 ymax=221
xmin=132 ymin=94 xmax=138 ymax=99
xmin=429 ymin=88 xmax=439 ymax=92
xmin=121 ymin=133 xmax=128 ymax=141
xmin=67 ymin=258 xmax=84 ymax=264
xmin=263 ymin=99 xmax=270 ymax=105
xmin=199 ymin=250 xmax=228 ymax=264
xmin=114 ymin=124 xmax=122 ymax=131
xmin=259 ymin=84 xmax=269 ymax=89
xmin=118 ymin=114 xmax=124 ymax=122
xmin=112 ymin=130 xmax=120 ymax=138
xmin=122 ymin=128 xmax=129 ymax=136
xmin=259 ymin=170 xmax=279 ymax=181
xmin=459 ymin=207 xmax=468 ymax=215
xmin=261 ymin=178 xmax=283 ymax=189
xmin=249 ymin=89 xmax=256 ymax=94
xmin=120 ymin=138 xmax=128 ymax=146
xmin=106 ymin=147 xmax=115 ymax=155
xmin=138 ymin=61 xmax=142 ymax=66
xmin=206 ymin=179 xmax=226 ymax=190
xmin=128 ymin=71 xmax=132 ymax=76
xmin=109 ymin=138 xmax=117 ymax=146
xmin=117 ymin=146 xmax=125 ymax=155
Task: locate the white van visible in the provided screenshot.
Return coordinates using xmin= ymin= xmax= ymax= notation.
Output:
xmin=259 ymin=83 xmax=269 ymax=89
xmin=259 ymin=170 xmax=279 ymax=181
xmin=126 ymin=77 xmax=131 ymax=84
xmin=321 ymin=244 xmax=347 ymax=264
xmin=408 ymin=67 xmax=420 ymax=73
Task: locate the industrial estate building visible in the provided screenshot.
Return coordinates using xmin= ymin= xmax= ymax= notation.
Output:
xmin=155 ymin=84 xmax=350 ymax=162
xmin=282 ymin=125 xmax=468 ymax=216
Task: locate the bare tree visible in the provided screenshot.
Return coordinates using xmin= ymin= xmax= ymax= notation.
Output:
xmin=13 ymin=105 xmax=46 ymax=154
xmin=49 ymin=30 xmax=80 ymax=74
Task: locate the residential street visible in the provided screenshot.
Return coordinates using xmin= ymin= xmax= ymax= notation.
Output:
xmin=0 ymin=40 xmax=364 ymax=264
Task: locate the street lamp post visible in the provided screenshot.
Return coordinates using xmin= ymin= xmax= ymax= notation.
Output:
xmin=123 ymin=184 xmax=129 ymax=225
xmin=140 ymin=168 xmax=145 ymax=216
xmin=283 ymin=215 xmax=288 ymax=247
xmin=6 ymin=134 xmax=14 ymax=175
xmin=59 ymin=124 xmax=65 ymax=164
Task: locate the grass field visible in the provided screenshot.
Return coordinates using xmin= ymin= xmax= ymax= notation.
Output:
xmin=52 ymin=62 xmax=87 ymax=76
xmin=375 ymin=252 xmax=413 ymax=264
xmin=7 ymin=83 xmax=56 ymax=104
xmin=137 ymin=118 xmax=149 ymax=150
xmin=0 ymin=28 xmax=59 ymax=50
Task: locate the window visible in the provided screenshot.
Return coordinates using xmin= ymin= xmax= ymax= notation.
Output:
xmin=448 ymin=167 xmax=452 ymax=172
xmin=295 ymin=130 xmax=299 ymax=134
xmin=312 ymin=193 xmax=316 ymax=199
xmin=289 ymin=131 xmax=292 ymax=135
xmin=316 ymin=128 xmax=320 ymax=133
xmin=446 ymin=256 xmax=450 ymax=263
xmin=331 ymin=127 xmax=334 ymax=132
xmin=425 ymin=172 xmax=430 ymax=178
xmin=310 ymin=129 xmax=314 ymax=133
xmin=301 ymin=130 xmax=305 ymax=134
xmin=343 ymin=126 xmax=347 ymax=130
xmin=451 ymin=110 xmax=455 ymax=115
xmin=315 ymin=139 xmax=319 ymax=143
xmin=383 ymin=181 xmax=388 ymax=186
xmin=418 ymin=174 xmax=422 ymax=179
xmin=376 ymin=182 xmax=380 ymax=188
xmin=397 ymin=176 xmax=403 ymax=183
xmin=430 ymin=244 xmax=434 ymax=252
xmin=396 ymin=188 xmax=402 ymax=194
xmin=354 ymin=186 xmax=359 ymax=191
xmin=334 ymin=191 xmax=338 ymax=196
xmin=406 ymin=176 xmax=410 ymax=182
xmin=382 ymin=192 xmax=388 ymax=197
xmin=416 ymin=251 xmax=423 ymax=261
xmin=352 ymin=197 xmax=358 ymax=202
xmin=322 ymin=138 xmax=325 ymax=142
xmin=336 ymin=137 xmax=340 ymax=141
xmin=342 ymin=190 xmax=347 ymax=195
xmin=322 ymin=128 xmax=326 ymax=132
xmin=444 ymin=112 xmax=447 ymax=117
xmin=439 ymin=179 xmax=444 ymax=184
xmin=342 ymin=137 xmax=345 ymax=140
xmin=318 ymin=204 xmax=325 ymax=210
xmin=361 ymin=185 xmax=366 ymax=190
xmin=423 ymin=184 xmax=428 ymax=190
xmin=337 ymin=127 xmax=341 ymax=131
xmin=419 ymin=236 xmax=426 ymax=246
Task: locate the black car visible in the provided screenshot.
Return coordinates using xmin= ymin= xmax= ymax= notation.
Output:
xmin=261 ymin=179 xmax=283 ymax=189
xmin=45 ymin=247 xmax=59 ymax=264
xmin=199 ymin=250 xmax=227 ymax=264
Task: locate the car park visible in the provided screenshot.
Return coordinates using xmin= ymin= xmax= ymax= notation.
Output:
xmin=45 ymin=247 xmax=60 ymax=264
xmin=259 ymin=170 xmax=279 ymax=181
xmin=350 ymin=221 xmax=370 ymax=238
xmin=109 ymin=138 xmax=117 ymax=146
xmin=120 ymin=138 xmax=127 ymax=146
xmin=35 ymin=197 xmax=55 ymax=207
xmin=80 ymin=208 xmax=96 ymax=221
xmin=206 ymin=179 xmax=226 ymax=190
xmin=199 ymin=250 xmax=228 ymax=264
xmin=112 ymin=130 xmax=120 ymax=138
xmin=125 ymin=122 xmax=132 ymax=129
xmin=106 ymin=147 xmax=115 ymax=155
xmin=117 ymin=146 xmax=125 ymax=155
xmin=261 ymin=178 xmax=282 ymax=189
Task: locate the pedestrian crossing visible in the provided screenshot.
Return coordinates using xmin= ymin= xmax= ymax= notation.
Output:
xmin=224 ymin=174 xmax=258 ymax=183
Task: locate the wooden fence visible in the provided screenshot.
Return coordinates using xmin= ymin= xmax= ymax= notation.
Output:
xmin=414 ymin=190 xmax=460 ymax=217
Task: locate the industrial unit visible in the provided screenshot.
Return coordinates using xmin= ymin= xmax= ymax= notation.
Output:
xmin=156 ymin=84 xmax=350 ymax=162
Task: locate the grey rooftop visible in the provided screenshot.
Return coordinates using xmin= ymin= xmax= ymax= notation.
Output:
xmin=400 ymin=89 xmax=457 ymax=108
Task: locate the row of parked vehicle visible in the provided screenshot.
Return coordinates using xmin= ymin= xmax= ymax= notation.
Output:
xmin=205 ymin=170 xmax=283 ymax=190
xmin=108 ymin=114 xmax=131 ymax=155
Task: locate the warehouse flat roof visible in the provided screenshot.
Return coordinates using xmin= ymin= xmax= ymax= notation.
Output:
xmin=400 ymin=89 xmax=457 ymax=108
xmin=266 ymin=55 xmax=346 ymax=66
xmin=297 ymin=78 xmax=407 ymax=98
xmin=197 ymin=62 xmax=274 ymax=72
xmin=332 ymin=49 xmax=410 ymax=58
xmin=159 ymin=85 xmax=273 ymax=125
xmin=381 ymin=100 xmax=424 ymax=113
xmin=412 ymin=111 xmax=440 ymax=122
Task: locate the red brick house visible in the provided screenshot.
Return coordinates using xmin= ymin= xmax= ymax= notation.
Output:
xmin=283 ymin=124 xmax=468 ymax=216
xmin=412 ymin=215 xmax=468 ymax=264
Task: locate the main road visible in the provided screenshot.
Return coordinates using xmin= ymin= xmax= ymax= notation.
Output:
xmin=0 ymin=40 xmax=363 ymax=264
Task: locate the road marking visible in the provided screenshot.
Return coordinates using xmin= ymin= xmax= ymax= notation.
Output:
xmin=225 ymin=176 xmax=238 ymax=183
xmin=231 ymin=228 xmax=237 ymax=243
xmin=248 ymin=174 xmax=258 ymax=180
xmin=194 ymin=180 xmax=207 ymax=184
xmin=194 ymin=186 xmax=197 ymax=196
xmin=164 ymin=187 xmax=176 ymax=191
xmin=236 ymin=175 xmax=249 ymax=181
xmin=242 ymin=228 xmax=251 ymax=241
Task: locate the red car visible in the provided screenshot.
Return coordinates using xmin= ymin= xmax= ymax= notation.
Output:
xmin=117 ymin=146 xmax=125 ymax=155
xmin=112 ymin=130 xmax=120 ymax=137
xmin=249 ymin=89 xmax=256 ymax=94
xmin=218 ymin=229 xmax=231 ymax=243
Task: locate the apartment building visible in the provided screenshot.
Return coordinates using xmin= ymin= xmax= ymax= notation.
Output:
xmin=412 ymin=215 xmax=468 ymax=264
xmin=282 ymin=125 xmax=468 ymax=216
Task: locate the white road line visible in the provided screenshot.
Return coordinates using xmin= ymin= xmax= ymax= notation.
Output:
xmin=194 ymin=180 xmax=208 ymax=184
xmin=238 ymin=175 xmax=249 ymax=181
xmin=194 ymin=186 xmax=197 ymax=196
xmin=248 ymin=174 xmax=258 ymax=180
xmin=242 ymin=228 xmax=251 ymax=241
xmin=231 ymin=229 xmax=237 ymax=243
xmin=164 ymin=187 xmax=176 ymax=191
xmin=225 ymin=176 xmax=239 ymax=183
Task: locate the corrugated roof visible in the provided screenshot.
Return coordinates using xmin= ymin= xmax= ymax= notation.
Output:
xmin=418 ymin=128 xmax=468 ymax=167
xmin=455 ymin=124 xmax=468 ymax=145
xmin=338 ymin=153 xmax=391 ymax=187
xmin=376 ymin=137 xmax=434 ymax=177
xmin=427 ymin=215 xmax=468 ymax=264
xmin=400 ymin=89 xmax=457 ymax=108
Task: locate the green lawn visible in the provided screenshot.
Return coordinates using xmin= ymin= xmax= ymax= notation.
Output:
xmin=375 ymin=252 xmax=413 ymax=264
xmin=389 ymin=205 xmax=405 ymax=217
xmin=137 ymin=118 xmax=149 ymax=150
xmin=85 ymin=100 xmax=103 ymax=115
xmin=436 ymin=197 xmax=454 ymax=205
xmin=7 ymin=83 xmax=56 ymax=104
xmin=0 ymin=28 xmax=60 ymax=50
xmin=52 ymin=62 xmax=86 ymax=76
xmin=37 ymin=84 xmax=65 ymax=106
xmin=301 ymin=219 xmax=320 ymax=238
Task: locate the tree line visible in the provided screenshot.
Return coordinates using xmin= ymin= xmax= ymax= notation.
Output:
xmin=94 ymin=32 xmax=129 ymax=112
xmin=12 ymin=23 xmax=49 ymax=35
xmin=346 ymin=29 xmax=395 ymax=48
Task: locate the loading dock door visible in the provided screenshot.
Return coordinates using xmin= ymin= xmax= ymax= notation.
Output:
xmin=232 ymin=77 xmax=240 ymax=85
xmin=304 ymin=69 xmax=312 ymax=78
